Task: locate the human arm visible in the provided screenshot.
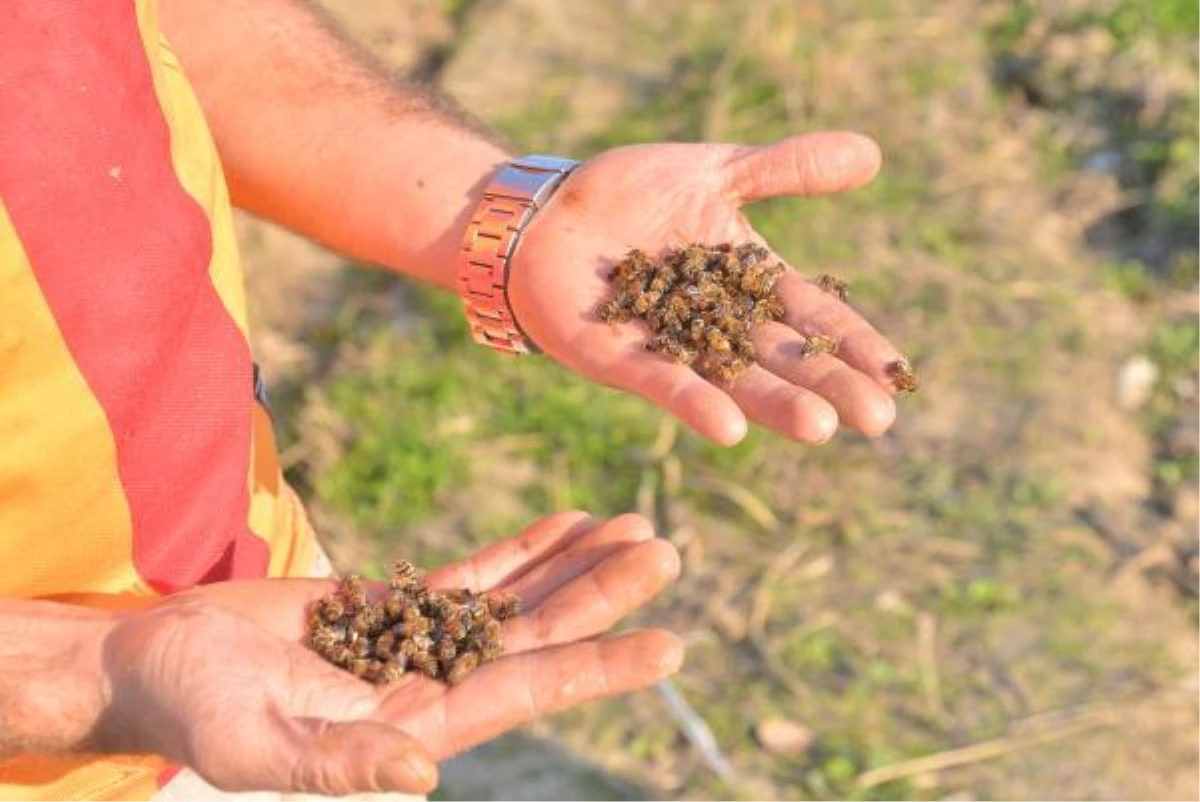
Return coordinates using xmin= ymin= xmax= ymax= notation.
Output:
xmin=0 ymin=601 xmax=114 ymax=759
xmin=0 ymin=513 xmax=680 ymax=795
xmin=158 ymin=0 xmax=903 ymax=445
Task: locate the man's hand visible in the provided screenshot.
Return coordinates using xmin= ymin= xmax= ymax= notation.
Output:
xmin=512 ymin=133 xmax=902 ymax=447
xmin=158 ymin=3 xmax=901 ymax=446
xmin=95 ymin=513 xmax=681 ymax=796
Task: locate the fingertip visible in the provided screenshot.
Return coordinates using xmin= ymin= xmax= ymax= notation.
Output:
xmin=380 ymin=752 xmax=439 ymax=795
xmin=609 ymin=512 xmax=657 ymax=541
xmin=809 ymin=405 xmax=840 ymax=444
xmin=642 ymin=537 xmax=682 ymax=582
xmin=845 ymin=131 xmax=883 ymax=178
xmin=857 ymin=393 xmax=897 ymax=438
xmin=653 ymin=631 xmax=686 ymax=676
xmin=709 ymin=410 xmax=748 ymax=446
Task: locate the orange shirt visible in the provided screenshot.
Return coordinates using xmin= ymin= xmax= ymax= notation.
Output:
xmin=0 ymin=1 xmax=318 ymax=798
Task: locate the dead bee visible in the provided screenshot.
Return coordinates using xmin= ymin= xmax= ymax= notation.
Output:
xmin=597 ymin=297 xmax=633 ymax=324
xmin=482 ymin=618 xmax=504 ymax=643
xmin=663 ymin=338 xmax=698 ymax=366
xmin=799 ymin=334 xmax=839 ymax=359
xmin=886 ymin=358 xmax=919 ymax=393
xmin=324 ymin=643 xmax=354 ymax=667
xmin=705 ymin=327 xmax=732 ymax=355
xmin=631 ymin=290 xmax=662 ymax=315
xmin=439 ymin=612 xmax=469 ymax=641
xmin=659 ymin=294 xmax=690 ymax=328
xmin=439 ymin=588 xmax=472 ymax=604
xmin=316 ymin=595 xmax=346 ymax=624
xmin=741 ymin=263 xmax=784 ymax=296
xmin=813 ymin=273 xmax=849 ymax=302
xmin=377 ymin=659 xmax=406 ymax=685
xmin=679 ymin=245 xmax=709 ymax=280
xmin=340 ymin=576 xmax=367 ymax=608
xmin=697 ymin=277 xmax=725 ymax=308
xmin=759 ymin=295 xmax=786 ymax=322
xmin=348 ymin=657 xmax=377 ymax=679
xmin=390 ymin=559 xmax=422 ymax=588
xmin=309 ymin=627 xmax=341 ymax=655
xmin=712 ymin=303 xmax=745 ymax=336
xmin=708 ymin=361 xmax=742 ymax=386
xmin=350 ymin=608 xmax=379 ymax=636
xmin=435 ymin=639 xmax=458 ymax=663
xmin=409 ymin=651 xmax=440 ymax=680
xmin=478 ymin=639 xmax=504 ymax=662
xmin=485 ymin=591 xmax=521 ymax=620
xmin=446 ymin=651 xmax=481 ymax=686
xmin=375 ymin=629 xmax=397 ymax=657
xmin=399 ymin=616 xmax=431 ymax=637
xmin=735 ymin=242 xmax=768 ymax=266
xmin=608 ymin=249 xmax=652 ymax=285
xmin=383 ymin=591 xmax=408 ymax=620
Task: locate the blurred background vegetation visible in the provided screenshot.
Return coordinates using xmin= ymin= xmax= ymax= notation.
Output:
xmin=237 ymin=0 xmax=1198 ymax=798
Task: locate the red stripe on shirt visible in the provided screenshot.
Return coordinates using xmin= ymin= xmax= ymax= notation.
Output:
xmin=0 ymin=0 xmax=269 ymax=593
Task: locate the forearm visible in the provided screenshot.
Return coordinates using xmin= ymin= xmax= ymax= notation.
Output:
xmin=0 ymin=600 xmax=115 ymax=759
xmin=158 ymin=0 xmax=513 ymax=290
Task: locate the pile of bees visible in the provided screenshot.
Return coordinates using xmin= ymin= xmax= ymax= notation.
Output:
xmin=307 ymin=560 xmax=520 ymax=686
xmin=598 ymin=242 xmax=917 ymax=392
xmin=598 ymin=242 xmax=788 ymax=384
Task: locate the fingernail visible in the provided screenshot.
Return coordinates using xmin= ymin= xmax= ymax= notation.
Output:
xmin=719 ymin=417 xmax=748 ymax=446
xmin=382 ymin=753 xmax=437 ymax=792
xmin=659 ymin=636 xmax=686 ymax=675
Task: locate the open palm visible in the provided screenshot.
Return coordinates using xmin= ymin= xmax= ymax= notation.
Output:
xmin=511 ymin=132 xmax=903 ymax=446
xmin=99 ymin=513 xmax=680 ymax=796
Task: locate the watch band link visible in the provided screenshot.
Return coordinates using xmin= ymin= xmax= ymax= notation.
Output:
xmin=456 ymin=155 xmax=580 ymax=355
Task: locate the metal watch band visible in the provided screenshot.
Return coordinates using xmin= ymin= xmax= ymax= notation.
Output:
xmin=456 ymin=154 xmax=580 ymax=355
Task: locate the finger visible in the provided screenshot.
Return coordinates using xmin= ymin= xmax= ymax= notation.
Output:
xmin=723 ymin=131 xmax=882 ymax=203
xmin=198 ymin=709 xmax=438 ymax=796
xmin=753 ymin=322 xmax=896 ymax=437
xmin=503 ymin=537 xmax=680 ymax=654
xmin=598 ymin=345 xmax=747 ymax=446
xmin=727 ymin=364 xmax=839 ymax=443
xmin=774 ymin=271 xmax=906 ymax=392
xmin=394 ymin=630 xmax=684 ymax=758
xmin=427 ymin=511 xmax=596 ymax=592
xmin=502 ymin=513 xmax=657 ymax=608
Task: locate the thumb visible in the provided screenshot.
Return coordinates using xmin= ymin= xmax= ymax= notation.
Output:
xmin=722 ymin=131 xmax=882 ymax=203
xmin=220 ymin=714 xmax=439 ymax=796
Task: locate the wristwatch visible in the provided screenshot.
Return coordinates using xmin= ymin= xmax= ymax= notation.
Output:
xmin=455 ymin=154 xmax=580 ymax=355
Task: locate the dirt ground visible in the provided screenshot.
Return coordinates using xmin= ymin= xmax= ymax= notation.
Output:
xmin=234 ymin=1 xmax=1199 ymax=799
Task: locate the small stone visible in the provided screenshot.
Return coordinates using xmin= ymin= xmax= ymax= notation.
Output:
xmin=874 ymin=589 xmax=913 ymax=615
xmin=755 ymin=718 xmax=815 ymax=755
xmin=1115 ymin=355 xmax=1159 ymax=411
xmin=939 ymin=791 xmax=976 ymax=801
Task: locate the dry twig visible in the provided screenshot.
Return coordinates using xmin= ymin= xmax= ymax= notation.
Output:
xmin=917 ymin=612 xmax=947 ymax=721
xmin=856 ymin=715 xmax=1115 ymax=791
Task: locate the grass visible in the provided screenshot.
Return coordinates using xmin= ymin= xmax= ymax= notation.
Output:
xmin=280 ymin=1 xmax=1199 ymax=799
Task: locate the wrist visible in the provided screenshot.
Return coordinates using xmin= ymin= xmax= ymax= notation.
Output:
xmin=453 ymin=154 xmax=581 ymax=354
xmin=0 ymin=601 xmax=121 ymax=758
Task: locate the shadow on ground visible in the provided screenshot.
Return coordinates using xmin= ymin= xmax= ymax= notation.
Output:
xmin=437 ymin=732 xmax=654 ymax=802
